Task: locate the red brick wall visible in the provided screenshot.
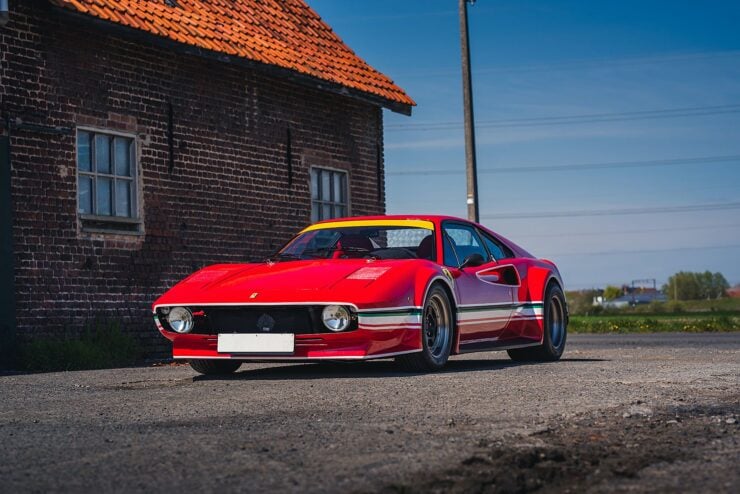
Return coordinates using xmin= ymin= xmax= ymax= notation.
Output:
xmin=0 ymin=1 xmax=385 ymax=355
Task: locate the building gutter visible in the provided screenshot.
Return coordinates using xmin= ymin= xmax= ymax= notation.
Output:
xmin=0 ymin=0 xmax=8 ymax=27
xmin=0 ymin=134 xmax=17 ymax=368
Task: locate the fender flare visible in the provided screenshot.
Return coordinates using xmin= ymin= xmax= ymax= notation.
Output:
xmin=412 ymin=268 xmax=459 ymax=351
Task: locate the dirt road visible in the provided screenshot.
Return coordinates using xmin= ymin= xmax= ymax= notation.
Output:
xmin=1 ymin=333 xmax=738 ymax=493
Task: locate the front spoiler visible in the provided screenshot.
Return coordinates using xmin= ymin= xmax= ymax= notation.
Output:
xmin=159 ymin=326 xmax=422 ymax=360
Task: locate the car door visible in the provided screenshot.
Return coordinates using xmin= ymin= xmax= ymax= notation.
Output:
xmin=441 ymin=222 xmax=516 ymax=348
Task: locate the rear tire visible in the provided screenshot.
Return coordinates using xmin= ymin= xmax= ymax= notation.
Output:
xmin=189 ymin=359 xmax=242 ymax=375
xmin=508 ymin=283 xmax=567 ymax=362
xmin=396 ymin=285 xmax=453 ymax=372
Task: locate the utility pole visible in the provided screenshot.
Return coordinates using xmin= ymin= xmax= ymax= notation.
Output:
xmin=459 ymin=0 xmax=479 ymax=222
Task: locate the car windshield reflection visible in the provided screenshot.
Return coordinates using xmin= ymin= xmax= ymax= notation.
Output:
xmin=275 ymin=226 xmax=436 ymax=261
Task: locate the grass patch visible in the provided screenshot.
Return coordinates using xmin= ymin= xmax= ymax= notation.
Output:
xmin=18 ymin=319 xmax=141 ymax=372
xmin=616 ymin=298 xmax=740 ymax=315
xmin=570 ymin=314 xmax=740 ymax=334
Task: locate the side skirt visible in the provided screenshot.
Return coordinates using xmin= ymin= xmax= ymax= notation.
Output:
xmin=174 ymin=349 xmax=422 ymax=362
xmin=457 ymin=338 xmax=541 ymax=354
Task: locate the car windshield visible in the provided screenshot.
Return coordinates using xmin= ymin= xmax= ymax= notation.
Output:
xmin=274 ymin=226 xmax=435 ymax=261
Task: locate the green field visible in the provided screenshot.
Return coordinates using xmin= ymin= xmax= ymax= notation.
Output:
xmin=568 ymin=298 xmax=740 ymax=333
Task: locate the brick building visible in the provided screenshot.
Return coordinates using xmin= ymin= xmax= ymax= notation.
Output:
xmin=0 ymin=0 xmax=414 ymax=360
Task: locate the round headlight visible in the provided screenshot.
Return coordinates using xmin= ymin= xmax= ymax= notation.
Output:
xmin=167 ymin=306 xmax=194 ymax=334
xmin=322 ymin=305 xmax=351 ymax=332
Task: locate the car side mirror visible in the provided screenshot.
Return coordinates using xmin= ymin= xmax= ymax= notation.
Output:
xmin=460 ymin=253 xmax=485 ymax=269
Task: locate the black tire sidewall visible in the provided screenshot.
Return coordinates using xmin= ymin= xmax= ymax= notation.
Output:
xmin=189 ymin=359 xmax=241 ymax=375
xmin=542 ymin=284 xmax=567 ymax=359
xmin=420 ymin=285 xmax=453 ymax=369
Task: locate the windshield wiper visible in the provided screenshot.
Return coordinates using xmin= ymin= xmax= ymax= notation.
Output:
xmin=265 ymin=252 xmax=303 ymax=262
xmin=341 ymin=246 xmax=371 ymax=252
xmin=270 ymin=246 xmax=378 ymax=261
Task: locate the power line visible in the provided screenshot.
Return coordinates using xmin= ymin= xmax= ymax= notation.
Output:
xmin=385 ymin=103 xmax=740 ymax=131
xmin=547 ymin=243 xmax=740 ymax=258
xmin=393 ymin=50 xmax=740 ymax=79
xmin=513 ymin=223 xmax=740 ymax=239
xmin=482 ymin=202 xmax=740 ymax=220
xmin=387 ymin=154 xmax=740 ymax=176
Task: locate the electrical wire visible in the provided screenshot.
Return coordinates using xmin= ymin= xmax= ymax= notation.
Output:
xmin=513 ymin=223 xmax=740 ymax=239
xmin=387 ymin=154 xmax=740 ymax=176
xmin=393 ymin=50 xmax=740 ymax=79
xmin=547 ymin=244 xmax=740 ymax=258
xmin=481 ymin=202 xmax=740 ymax=220
xmin=385 ymin=104 xmax=740 ymax=131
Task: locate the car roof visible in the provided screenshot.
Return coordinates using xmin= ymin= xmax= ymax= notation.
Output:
xmin=311 ymin=214 xmax=465 ymax=226
xmin=307 ymin=215 xmax=535 ymax=259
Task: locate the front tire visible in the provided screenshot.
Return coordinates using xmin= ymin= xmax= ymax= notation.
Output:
xmin=508 ymin=283 xmax=567 ymax=362
xmin=396 ymin=284 xmax=453 ymax=372
xmin=189 ymin=359 xmax=242 ymax=375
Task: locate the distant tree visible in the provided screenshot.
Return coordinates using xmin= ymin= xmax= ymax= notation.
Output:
xmin=603 ymin=285 xmax=623 ymax=301
xmin=710 ymin=272 xmax=730 ymax=298
xmin=565 ymin=289 xmax=600 ymax=316
xmin=663 ymin=271 xmax=729 ymax=300
xmin=698 ymin=271 xmax=714 ymax=299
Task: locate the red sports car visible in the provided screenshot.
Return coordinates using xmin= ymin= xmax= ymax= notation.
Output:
xmin=153 ymin=215 xmax=568 ymax=374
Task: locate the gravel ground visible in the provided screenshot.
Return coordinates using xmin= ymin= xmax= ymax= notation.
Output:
xmin=0 ymin=333 xmax=738 ymax=493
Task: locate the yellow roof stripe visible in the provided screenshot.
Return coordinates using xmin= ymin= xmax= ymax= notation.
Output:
xmin=301 ymin=219 xmax=435 ymax=233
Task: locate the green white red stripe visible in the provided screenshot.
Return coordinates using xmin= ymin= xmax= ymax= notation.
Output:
xmin=357 ymin=302 xmax=544 ymax=331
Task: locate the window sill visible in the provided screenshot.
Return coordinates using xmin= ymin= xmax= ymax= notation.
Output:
xmin=80 ymin=215 xmax=143 ymax=235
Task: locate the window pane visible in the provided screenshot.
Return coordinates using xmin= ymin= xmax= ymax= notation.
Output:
xmin=443 ymin=236 xmax=459 ymax=267
xmin=311 ymin=203 xmax=319 ymax=223
xmin=95 ymin=135 xmax=111 ymax=174
xmin=448 ymin=228 xmax=472 ymax=246
xmin=78 ymin=176 xmax=93 ymax=214
xmin=77 ymin=132 xmax=91 ymax=172
xmin=321 ymin=171 xmax=331 ymax=202
xmin=333 ymin=172 xmax=343 ymax=203
xmin=114 ymin=138 xmax=131 ymax=177
xmin=483 ymin=235 xmax=504 ymax=260
xmin=310 ymin=169 xmax=319 ymax=200
xmin=96 ymin=177 xmax=112 ymax=216
xmin=310 ymin=168 xmax=348 ymax=220
xmin=115 ymin=180 xmax=131 ymax=217
xmin=444 ymin=225 xmax=488 ymax=262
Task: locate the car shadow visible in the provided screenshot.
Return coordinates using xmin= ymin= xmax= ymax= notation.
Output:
xmin=192 ymin=357 xmax=607 ymax=382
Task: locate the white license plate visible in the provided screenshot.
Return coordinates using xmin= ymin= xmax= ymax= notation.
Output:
xmin=217 ymin=333 xmax=295 ymax=354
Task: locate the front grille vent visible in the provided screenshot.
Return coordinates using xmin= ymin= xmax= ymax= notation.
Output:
xmin=157 ymin=305 xmax=358 ymax=334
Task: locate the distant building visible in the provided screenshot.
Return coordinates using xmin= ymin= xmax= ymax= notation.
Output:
xmin=594 ymin=285 xmax=668 ymax=308
xmin=727 ymin=286 xmax=740 ymax=298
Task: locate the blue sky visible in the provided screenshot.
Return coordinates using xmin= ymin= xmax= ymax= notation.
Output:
xmin=310 ymin=0 xmax=740 ymax=289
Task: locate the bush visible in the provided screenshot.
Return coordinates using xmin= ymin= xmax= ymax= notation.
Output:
xmin=569 ymin=315 xmax=740 ymax=333
xmin=18 ymin=319 xmax=141 ymax=372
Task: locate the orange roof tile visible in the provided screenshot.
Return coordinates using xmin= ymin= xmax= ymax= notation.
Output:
xmin=48 ymin=0 xmax=415 ymax=111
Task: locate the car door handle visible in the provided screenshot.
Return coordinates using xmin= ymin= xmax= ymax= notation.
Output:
xmin=478 ymin=273 xmax=501 ymax=283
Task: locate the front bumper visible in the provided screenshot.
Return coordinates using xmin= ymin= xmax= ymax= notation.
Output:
xmin=154 ymin=304 xmax=425 ymax=360
xmin=157 ymin=323 xmax=421 ymax=360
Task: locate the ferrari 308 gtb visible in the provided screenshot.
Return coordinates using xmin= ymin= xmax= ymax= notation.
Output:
xmin=153 ymin=216 xmax=568 ymax=374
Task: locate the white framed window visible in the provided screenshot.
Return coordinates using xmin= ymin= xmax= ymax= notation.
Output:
xmin=310 ymin=167 xmax=348 ymax=222
xmin=77 ymin=128 xmax=140 ymax=233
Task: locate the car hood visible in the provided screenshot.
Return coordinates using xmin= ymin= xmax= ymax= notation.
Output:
xmin=153 ymin=259 xmax=420 ymax=307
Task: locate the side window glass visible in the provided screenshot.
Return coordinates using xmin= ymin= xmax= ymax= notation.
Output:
xmin=482 ymin=235 xmax=504 ymax=260
xmin=443 ymin=235 xmax=459 ymax=267
xmin=443 ymin=224 xmax=488 ymax=266
xmin=480 ymin=231 xmax=513 ymax=260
